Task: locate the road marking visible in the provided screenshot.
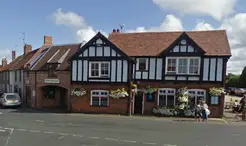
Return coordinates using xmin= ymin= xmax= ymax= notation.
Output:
xmin=4 ymin=128 xmax=14 ymax=146
xmin=72 ymin=134 xmax=84 ymax=137
xmin=59 ymin=133 xmax=69 ymax=135
xmin=30 ymin=130 xmax=40 ymax=133
xmin=142 ymin=142 xmax=157 ymax=145
xmin=123 ymin=140 xmax=137 ymax=143
xmin=105 ymin=138 xmax=118 ymax=141
xmin=67 ymin=123 xmax=73 ymax=125
xmin=0 ymin=129 xmax=6 ymax=132
xmin=163 ymin=144 xmax=177 ymax=146
xmin=35 ymin=120 xmax=44 ymax=123
xmin=58 ymin=135 xmax=65 ymax=140
xmin=17 ymin=129 xmax=27 ymax=131
xmin=89 ymin=136 xmax=99 ymax=139
xmin=44 ymin=131 xmax=54 ymax=134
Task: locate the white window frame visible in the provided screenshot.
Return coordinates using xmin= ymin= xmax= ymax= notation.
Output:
xmin=90 ymin=90 xmax=109 ymax=106
xmin=157 ymin=88 xmax=176 ymax=106
xmin=188 ymin=89 xmax=206 ymax=105
xmin=89 ymin=62 xmax=110 ymax=78
xmin=136 ymin=58 xmax=148 ymax=71
xmin=165 ymin=57 xmax=200 ymax=75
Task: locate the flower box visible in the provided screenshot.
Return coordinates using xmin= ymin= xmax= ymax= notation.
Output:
xmin=71 ymin=88 xmax=87 ymax=97
xmin=109 ymin=88 xmax=129 ymax=99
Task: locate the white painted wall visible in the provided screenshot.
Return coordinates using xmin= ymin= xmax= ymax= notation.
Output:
xmin=203 ymin=58 xmax=223 ymax=81
xmin=9 ymin=70 xmax=24 ymax=100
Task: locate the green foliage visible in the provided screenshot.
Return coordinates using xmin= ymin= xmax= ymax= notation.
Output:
xmin=226 ymin=73 xmax=240 ymax=88
xmin=239 ymin=67 xmax=246 ymax=88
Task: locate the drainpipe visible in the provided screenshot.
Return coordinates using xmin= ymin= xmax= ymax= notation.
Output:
xmin=34 ymin=71 xmax=37 ymax=108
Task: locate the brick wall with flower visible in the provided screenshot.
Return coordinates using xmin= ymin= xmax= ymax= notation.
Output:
xmin=109 ymin=88 xmax=129 ymax=99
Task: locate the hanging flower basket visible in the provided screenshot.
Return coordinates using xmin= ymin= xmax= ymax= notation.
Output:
xmin=131 ymin=84 xmax=138 ymax=93
xmin=176 ymin=87 xmax=188 ymax=109
xmin=144 ymin=86 xmax=157 ymax=94
xmin=109 ymin=88 xmax=129 ymax=99
xmin=209 ymin=87 xmax=225 ymax=96
xmin=71 ymin=88 xmax=87 ymax=97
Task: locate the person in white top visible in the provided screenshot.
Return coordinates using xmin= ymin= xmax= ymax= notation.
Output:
xmin=201 ymin=100 xmax=210 ymax=123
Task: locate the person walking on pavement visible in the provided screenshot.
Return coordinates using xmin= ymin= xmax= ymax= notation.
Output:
xmin=235 ymin=95 xmax=246 ymax=119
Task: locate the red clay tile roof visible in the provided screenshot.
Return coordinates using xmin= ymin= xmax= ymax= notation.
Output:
xmin=108 ymin=30 xmax=231 ymax=56
xmin=0 ymin=56 xmax=22 ymax=72
xmin=31 ymin=43 xmax=81 ymax=71
xmin=9 ymin=49 xmax=38 ymax=70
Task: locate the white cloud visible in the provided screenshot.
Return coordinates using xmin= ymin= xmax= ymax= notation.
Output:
xmin=152 ymin=0 xmax=237 ymax=20
xmin=193 ymin=20 xmax=215 ymax=31
xmin=127 ymin=14 xmax=183 ymax=32
xmin=52 ymin=8 xmax=106 ymax=42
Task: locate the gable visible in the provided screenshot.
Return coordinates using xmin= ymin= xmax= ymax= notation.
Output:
xmin=71 ymin=32 xmax=132 ymax=60
xmin=161 ymin=32 xmax=205 ymax=56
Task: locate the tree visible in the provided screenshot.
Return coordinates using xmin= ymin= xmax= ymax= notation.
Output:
xmin=239 ymin=67 xmax=246 ymax=88
xmin=226 ymin=73 xmax=240 ymax=88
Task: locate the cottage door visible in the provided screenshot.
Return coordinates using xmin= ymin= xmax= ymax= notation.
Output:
xmin=134 ymin=91 xmax=143 ymax=114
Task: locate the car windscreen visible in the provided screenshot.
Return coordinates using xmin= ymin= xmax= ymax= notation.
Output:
xmin=6 ymin=95 xmax=18 ymax=100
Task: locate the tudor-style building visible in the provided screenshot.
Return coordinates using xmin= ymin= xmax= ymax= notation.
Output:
xmin=70 ymin=32 xmax=133 ymax=114
xmin=71 ymin=30 xmax=231 ymax=117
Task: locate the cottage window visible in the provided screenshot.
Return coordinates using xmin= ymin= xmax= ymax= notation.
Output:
xmin=48 ymin=65 xmax=56 ymax=77
xmin=178 ymin=58 xmax=188 ymax=74
xmin=89 ymin=62 xmax=109 ymax=78
xmin=90 ymin=90 xmax=109 ymax=107
xmin=166 ymin=57 xmax=200 ymax=75
xmin=15 ymin=71 xmax=17 ymax=81
xmin=158 ymin=88 xmax=176 ymax=107
xmin=189 ymin=58 xmax=199 ymax=74
xmin=136 ymin=58 xmax=148 ymax=71
xmin=188 ymin=89 xmax=206 ymax=107
xmin=167 ymin=58 xmax=176 ymax=73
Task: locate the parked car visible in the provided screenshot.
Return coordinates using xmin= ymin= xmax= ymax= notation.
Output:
xmin=234 ymin=88 xmax=245 ymax=97
xmin=0 ymin=93 xmax=22 ymax=108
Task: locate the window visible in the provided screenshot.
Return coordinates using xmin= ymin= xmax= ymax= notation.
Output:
xmin=166 ymin=57 xmax=200 ymax=75
xmin=158 ymin=88 xmax=176 ymax=107
xmin=210 ymin=96 xmax=219 ymax=105
xmin=178 ymin=58 xmax=188 ymax=74
xmin=89 ymin=62 xmax=109 ymax=78
xmin=137 ymin=58 xmax=148 ymax=71
xmin=19 ymin=71 xmax=21 ymax=82
xmin=167 ymin=58 xmax=176 ymax=73
xmin=48 ymin=65 xmax=56 ymax=77
xmin=90 ymin=90 xmax=109 ymax=107
xmin=188 ymin=89 xmax=206 ymax=107
xmin=189 ymin=58 xmax=199 ymax=74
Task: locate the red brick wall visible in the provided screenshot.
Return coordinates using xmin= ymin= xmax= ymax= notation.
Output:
xmin=71 ymin=84 xmax=129 ymax=115
xmin=24 ymin=71 xmax=71 ymax=109
xmin=135 ymin=81 xmax=224 ymax=117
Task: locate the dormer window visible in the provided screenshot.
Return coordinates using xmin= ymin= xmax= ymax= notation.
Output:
xmin=136 ymin=58 xmax=148 ymax=71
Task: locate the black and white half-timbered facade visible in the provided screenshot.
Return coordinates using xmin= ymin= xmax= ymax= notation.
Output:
xmin=69 ymin=30 xmax=231 ymax=117
xmin=108 ymin=30 xmax=231 ymax=117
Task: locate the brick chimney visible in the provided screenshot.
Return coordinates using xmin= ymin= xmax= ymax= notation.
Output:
xmin=116 ymin=29 xmax=120 ymax=33
xmin=12 ymin=50 xmax=16 ymax=61
xmin=24 ymin=44 xmax=32 ymax=55
xmin=112 ymin=29 xmax=116 ymax=33
xmin=44 ymin=36 xmax=52 ymax=45
xmin=2 ymin=57 xmax=7 ymax=67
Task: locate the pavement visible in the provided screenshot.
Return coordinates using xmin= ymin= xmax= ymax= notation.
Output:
xmin=0 ymin=108 xmax=245 ymax=146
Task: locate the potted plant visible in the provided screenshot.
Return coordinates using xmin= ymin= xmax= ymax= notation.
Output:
xmin=144 ymin=86 xmax=157 ymax=94
xmin=176 ymin=87 xmax=188 ymax=110
xmin=209 ymin=87 xmax=225 ymax=96
xmin=109 ymin=88 xmax=129 ymax=99
xmin=71 ymin=88 xmax=87 ymax=97
xmin=131 ymin=84 xmax=137 ymax=93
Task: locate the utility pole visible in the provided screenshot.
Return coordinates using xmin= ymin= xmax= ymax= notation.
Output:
xmin=119 ymin=24 xmax=125 ymax=32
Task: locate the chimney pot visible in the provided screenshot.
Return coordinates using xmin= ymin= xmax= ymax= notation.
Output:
xmin=12 ymin=50 xmax=16 ymax=61
xmin=116 ymin=29 xmax=120 ymax=33
xmin=44 ymin=36 xmax=52 ymax=45
xmin=113 ymin=29 xmax=116 ymax=32
xmin=24 ymin=44 xmax=32 ymax=55
xmin=2 ymin=57 xmax=7 ymax=67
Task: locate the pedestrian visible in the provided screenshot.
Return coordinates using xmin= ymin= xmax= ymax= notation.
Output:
xmin=195 ymin=100 xmax=202 ymax=122
xmin=235 ymin=95 xmax=246 ymax=119
xmin=201 ymin=100 xmax=209 ymax=123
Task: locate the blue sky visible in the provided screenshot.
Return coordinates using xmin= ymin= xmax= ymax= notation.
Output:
xmin=0 ymin=0 xmax=246 ymax=74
